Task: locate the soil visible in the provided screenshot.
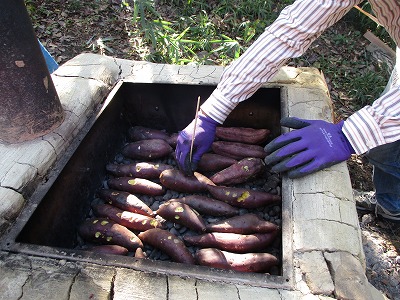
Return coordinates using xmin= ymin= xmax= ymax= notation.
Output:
xmin=28 ymin=1 xmax=399 ymax=298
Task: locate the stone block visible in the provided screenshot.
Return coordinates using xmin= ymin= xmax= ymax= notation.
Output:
xmin=237 ymin=285 xmax=282 ymax=299
xmin=196 ymin=280 xmax=239 ymax=300
xmin=0 ymin=254 xmax=31 ymax=300
xmin=0 ymin=188 xmax=25 ymax=223
xmin=293 ymin=219 xmax=362 ymax=257
xmin=292 ymin=193 xmax=359 ymax=228
xmin=113 ymin=269 xmax=167 ymax=300
xmin=69 ymin=264 xmax=115 ymax=300
xmin=53 ymin=53 xmax=120 ymax=87
xmin=293 ymin=162 xmax=353 ymax=200
xmin=324 ymin=252 xmax=373 ymax=300
xmin=296 ymin=251 xmax=334 ymax=295
xmin=286 ymin=86 xmax=332 ymax=121
xmin=167 ymin=275 xmax=197 ymax=300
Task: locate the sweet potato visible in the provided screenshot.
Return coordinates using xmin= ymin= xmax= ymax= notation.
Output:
xmin=78 ymin=218 xmax=143 ymax=251
xmin=206 ymin=185 xmax=281 ymax=209
xmin=134 ymin=247 xmax=147 ymax=259
xmin=166 ymin=132 xmax=178 ymax=147
xmin=97 ymin=189 xmax=154 ymax=217
xmin=121 ymin=139 xmax=173 ymax=160
xmin=106 ymin=162 xmax=173 ymax=179
xmin=169 ymin=195 xmax=239 ymax=217
xmin=183 ymin=231 xmax=278 ymax=253
xmin=92 ymin=203 xmax=163 ymax=231
xmin=195 ymin=248 xmax=279 ymax=273
xmin=212 ymin=141 xmax=267 ymax=160
xmin=107 ymin=177 xmax=165 ymax=196
xmin=138 ymin=228 xmax=195 ymax=264
xmin=205 ymin=213 xmax=279 ymax=234
xmin=197 ymin=153 xmax=237 ymax=173
xmin=215 ymin=127 xmax=270 ymax=145
xmin=156 ymin=201 xmax=206 ymax=232
xmin=159 ymin=169 xmax=215 ymax=193
xmin=85 ymin=245 xmax=129 ymax=256
xmin=128 ymin=126 xmax=170 ymax=142
xmin=210 ymin=157 xmax=266 ymax=185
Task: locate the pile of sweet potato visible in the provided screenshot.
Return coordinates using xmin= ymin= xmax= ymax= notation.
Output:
xmin=78 ymin=125 xmax=282 ymax=274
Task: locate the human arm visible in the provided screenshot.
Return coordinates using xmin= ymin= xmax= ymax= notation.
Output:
xmin=200 ymin=0 xmax=360 ymax=123
xmin=343 ymin=86 xmax=400 ymax=154
xmin=175 ymin=0 xmax=360 ymax=173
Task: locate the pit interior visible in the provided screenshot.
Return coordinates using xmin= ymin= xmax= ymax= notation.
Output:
xmin=4 ymin=82 xmax=289 ymax=287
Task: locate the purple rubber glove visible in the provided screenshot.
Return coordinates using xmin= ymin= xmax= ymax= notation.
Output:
xmin=264 ymin=117 xmax=355 ymax=178
xmin=175 ymin=113 xmax=218 ymax=175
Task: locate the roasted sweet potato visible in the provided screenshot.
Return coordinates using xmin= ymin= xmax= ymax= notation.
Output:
xmin=206 ymin=185 xmax=281 ymax=209
xmin=197 ymin=153 xmax=237 ymax=173
xmin=134 ymin=247 xmax=147 ymax=258
xmin=205 ymin=213 xmax=279 ymax=234
xmin=195 ymin=248 xmax=279 ymax=273
xmin=107 ymin=177 xmax=165 ymax=196
xmin=169 ymin=195 xmax=239 ymax=217
xmin=156 ymin=201 xmax=206 ymax=232
xmin=106 ymin=162 xmax=173 ymax=179
xmin=159 ymin=169 xmax=215 ymax=193
xmin=183 ymin=231 xmax=278 ymax=253
xmin=128 ymin=126 xmax=170 ymax=142
xmin=215 ymin=127 xmax=270 ymax=145
xmin=210 ymin=157 xmax=266 ymax=185
xmin=166 ymin=132 xmax=178 ymax=147
xmin=212 ymin=141 xmax=266 ymax=160
xmin=85 ymin=244 xmax=129 ymax=256
xmin=97 ymin=189 xmax=154 ymax=217
xmin=138 ymin=228 xmax=195 ymax=264
xmin=121 ymin=139 xmax=173 ymax=160
xmin=78 ymin=218 xmax=143 ymax=251
xmin=92 ymin=203 xmax=163 ymax=231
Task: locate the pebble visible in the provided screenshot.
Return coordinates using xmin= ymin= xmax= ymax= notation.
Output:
xmin=361 ymin=213 xmax=374 ymax=225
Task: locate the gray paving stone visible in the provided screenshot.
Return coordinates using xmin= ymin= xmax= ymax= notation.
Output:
xmin=167 ymin=275 xmax=198 ymax=300
xmin=20 ymin=264 xmax=77 ymax=300
xmin=237 ymin=285 xmax=282 ymax=299
xmin=297 ymin=251 xmax=334 ymax=295
xmin=324 ymin=251 xmax=373 ymax=300
xmin=0 ymin=254 xmax=31 ymax=300
xmin=69 ymin=264 xmax=115 ymax=300
xmin=113 ymin=269 xmax=167 ymax=300
xmin=196 ymin=280 xmax=239 ymax=300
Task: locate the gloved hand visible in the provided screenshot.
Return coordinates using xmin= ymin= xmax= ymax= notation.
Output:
xmin=175 ymin=112 xmax=218 ymax=175
xmin=264 ymin=117 xmax=355 ymax=178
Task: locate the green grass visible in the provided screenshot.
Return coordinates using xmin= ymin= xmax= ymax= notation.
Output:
xmin=124 ymin=0 xmax=293 ymax=65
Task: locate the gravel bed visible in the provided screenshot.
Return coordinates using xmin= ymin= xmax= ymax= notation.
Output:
xmin=359 ymin=213 xmax=400 ymax=300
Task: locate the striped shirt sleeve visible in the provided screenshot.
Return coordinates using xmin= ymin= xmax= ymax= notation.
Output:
xmin=201 ymin=0 xmax=361 ymax=123
xmin=343 ymin=86 xmax=400 ymax=154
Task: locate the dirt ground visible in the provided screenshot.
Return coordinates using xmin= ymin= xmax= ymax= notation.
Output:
xmin=29 ymin=1 xmax=399 ymax=298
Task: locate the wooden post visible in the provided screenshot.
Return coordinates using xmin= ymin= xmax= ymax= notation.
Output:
xmin=0 ymin=0 xmax=64 ymax=144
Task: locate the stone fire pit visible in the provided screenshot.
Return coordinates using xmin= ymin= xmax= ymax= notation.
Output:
xmin=0 ymin=53 xmax=385 ymax=299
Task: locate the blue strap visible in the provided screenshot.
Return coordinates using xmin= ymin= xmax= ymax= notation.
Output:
xmin=38 ymin=40 xmax=59 ymax=73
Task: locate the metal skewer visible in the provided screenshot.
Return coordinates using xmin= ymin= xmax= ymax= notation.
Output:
xmin=189 ymin=96 xmax=201 ymax=163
